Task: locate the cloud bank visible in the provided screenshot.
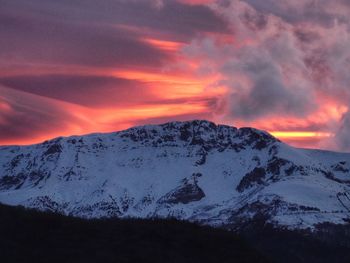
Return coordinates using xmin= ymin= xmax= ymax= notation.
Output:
xmin=183 ymin=0 xmax=350 ymax=150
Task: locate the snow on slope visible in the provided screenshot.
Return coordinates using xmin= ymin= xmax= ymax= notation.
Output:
xmin=0 ymin=120 xmax=349 ymax=229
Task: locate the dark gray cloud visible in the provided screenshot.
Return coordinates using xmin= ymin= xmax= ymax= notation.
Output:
xmin=0 ymin=12 xmax=168 ymax=68
xmin=223 ymin=48 xmax=315 ymax=120
xmin=243 ymin=0 xmax=350 ymax=27
xmin=0 ymin=0 xmax=228 ymax=68
xmin=228 ymin=74 xmax=314 ymax=120
xmin=0 ymin=75 xmax=155 ymax=107
xmin=0 ymin=0 xmax=228 ymax=40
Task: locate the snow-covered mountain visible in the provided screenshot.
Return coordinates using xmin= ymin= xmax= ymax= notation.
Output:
xmin=0 ymin=120 xmax=349 ymax=229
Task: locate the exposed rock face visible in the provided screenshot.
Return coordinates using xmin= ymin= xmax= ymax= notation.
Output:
xmin=159 ymin=174 xmax=205 ymax=205
xmin=0 ymin=120 xmax=350 ymax=230
xmin=237 ymin=168 xmax=266 ymax=192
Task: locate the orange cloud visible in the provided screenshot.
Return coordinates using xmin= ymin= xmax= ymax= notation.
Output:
xmin=142 ymin=38 xmax=184 ymax=52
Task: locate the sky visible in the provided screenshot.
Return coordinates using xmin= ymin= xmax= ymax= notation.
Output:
xmin=0 ymin=0 xmax=350 ymax=151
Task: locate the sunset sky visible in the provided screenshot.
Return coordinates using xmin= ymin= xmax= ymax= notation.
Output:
xmin=1 ymin=0 xmax=350 ymax=151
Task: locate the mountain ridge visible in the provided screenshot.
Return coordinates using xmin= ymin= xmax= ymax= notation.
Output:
xmin=0 ymin=120 xmax=278 ymax=147
xmin=0 ymin=120 xmax=349 ymax=230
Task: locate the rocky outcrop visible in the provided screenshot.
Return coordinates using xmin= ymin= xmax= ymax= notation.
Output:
xmin=237 ymin=168 xmax=267 ymax=192
xmin=159 ymin=174 xmax=205 ymax=205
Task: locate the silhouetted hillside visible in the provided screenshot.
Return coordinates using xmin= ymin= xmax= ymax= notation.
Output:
xmin=234 ymin=219 xmax=350 ymax=263
xmin=0 ymin=204 xmax=268 ymax=263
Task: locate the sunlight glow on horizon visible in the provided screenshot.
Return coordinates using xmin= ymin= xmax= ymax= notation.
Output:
xmin=270 ymin=131 xmax=333 ymax=139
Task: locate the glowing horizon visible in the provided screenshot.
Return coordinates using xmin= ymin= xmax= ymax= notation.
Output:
xmin=0 ymin=120 xmax=335 ymax=148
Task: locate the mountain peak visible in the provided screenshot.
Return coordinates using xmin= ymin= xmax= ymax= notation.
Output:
xmin=0 ymin=120 xmax=349 ymax=230
xmin=117 ymin=120 xmax=279 ymax=151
